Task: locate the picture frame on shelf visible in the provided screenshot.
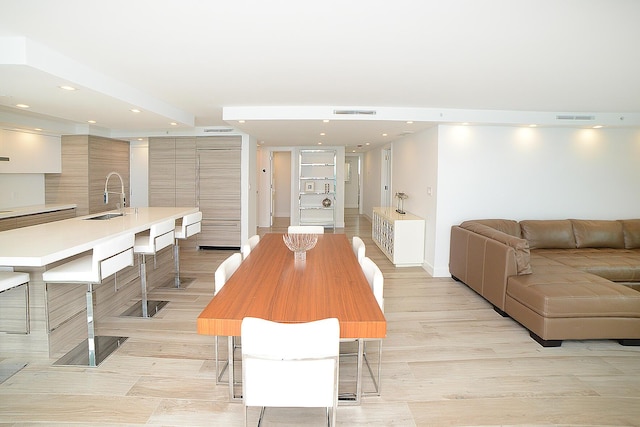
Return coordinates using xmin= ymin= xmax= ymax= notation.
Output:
xmin=305 ymin=182 xmax=315 ymax=192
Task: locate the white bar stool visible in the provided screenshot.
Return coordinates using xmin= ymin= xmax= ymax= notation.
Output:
xmin=172 ymin=211 xmax=202 ymax=288
xmin=0 ymin=269 xmax=30 ymax=334
xmin=133 ymin=219 xmax=175 ymax=318
xmin=42 ymin=233 xmax=134 ymax=366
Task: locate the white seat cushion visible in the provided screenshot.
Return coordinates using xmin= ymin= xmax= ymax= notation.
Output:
xmin=0 ymin=271 xmax=30 ymax=292
xmin=42 ymin=255 xmax=98 ymax=283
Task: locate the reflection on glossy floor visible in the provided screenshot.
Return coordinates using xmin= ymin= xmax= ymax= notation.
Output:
xmin=1 ymin=210 xmax=639 ymax=426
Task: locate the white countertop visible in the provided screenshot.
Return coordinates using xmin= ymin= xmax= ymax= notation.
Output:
xmin=373 ymin=206 xmax=424 ymax=221
xmin=0 ymin=204 xmax=77 ymax=220
xmin=0 ymin=206 xmax=198 ymax=267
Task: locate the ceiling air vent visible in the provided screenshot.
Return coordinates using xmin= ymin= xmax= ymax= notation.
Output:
xmin=333 ymin=109 xmax=377 ymax=116
xmin=204 ymin=128 xmax=234 ymax=133
xmin=556 ymin=115 xmax=595 ymax=121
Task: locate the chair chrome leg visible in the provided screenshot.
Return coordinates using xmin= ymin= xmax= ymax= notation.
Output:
xmin=24 ymin=280 xmax=30 ymax=334
xmin=86 ymin=283 xmax=96 ymax=367
xmin=139 ymin=254 xmax=149 ymax=318
xmin=174 ymin=240 xmax=181 ymax=288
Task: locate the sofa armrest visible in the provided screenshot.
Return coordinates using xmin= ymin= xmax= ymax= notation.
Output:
xmin=450 ymin=225 xmax=519 ymax=310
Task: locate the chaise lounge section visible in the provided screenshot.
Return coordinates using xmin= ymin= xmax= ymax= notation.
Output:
xmin=449 ymin=218 xmax=640 ymax=347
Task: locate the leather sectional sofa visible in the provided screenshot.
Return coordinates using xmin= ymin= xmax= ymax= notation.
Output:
xmin=449 ymin=218 xmax=640 ymax=346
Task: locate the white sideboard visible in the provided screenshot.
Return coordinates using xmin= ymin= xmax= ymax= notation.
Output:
xmin=372 ymin=207 xmax=425 ymax=267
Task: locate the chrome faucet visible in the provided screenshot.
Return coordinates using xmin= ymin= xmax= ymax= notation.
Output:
xmin=104 ymin=171 xmax=126 ymax=213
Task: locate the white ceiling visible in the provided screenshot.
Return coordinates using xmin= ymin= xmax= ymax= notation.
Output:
xmin=1 ymin=0 xmax=639 ymax=151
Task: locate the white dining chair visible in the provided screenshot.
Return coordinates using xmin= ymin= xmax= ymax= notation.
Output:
xmin=352 ymin=236 xmax=366 ymax=263
xmin=241 ymin=234 xmax=260 ymax=260
xmin=241 ymin=317 xmax=340 ymax=427
xmin=0 ymin=268 xmax=30 ymax=334
xmin=173 ymin=211 xmax=202 ymax=288
xmin=359 ymin=256 xmax=384 ymax=395
xmin=214 ymin=252 xmax=243 ymax=384
xmin=133 ymin=218 xmax=175 ymax=318
xmin=287 ymin=225 xmax=325 ymax=234
xmin=42 ymin=233 xmax=135 ymax=366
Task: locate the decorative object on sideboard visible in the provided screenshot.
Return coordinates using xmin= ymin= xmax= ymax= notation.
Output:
xmin=395 ymin=192 xmax=408 ymax=214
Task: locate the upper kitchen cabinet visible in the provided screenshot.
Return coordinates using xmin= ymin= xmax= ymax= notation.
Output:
xmin=149 ymin=137 xmax=196 ymax=207
xmin=0 ymin=129 xmax=61 ymax=173
xmin=45 ymin=135 xmax=129 ymax=216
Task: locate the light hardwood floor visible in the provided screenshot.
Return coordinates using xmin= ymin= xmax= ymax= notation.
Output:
xmin=1 ymin=209 xmax=639 ymax=426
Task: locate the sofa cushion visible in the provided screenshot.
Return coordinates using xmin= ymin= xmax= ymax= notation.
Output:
xmin=507 ymin=272 xmax=640 ymax=318
xmin=621 ymin=219 xmax=640 ymax=249
xmin=534 ymin=248 xmax=640 ymax=282
xmin=520 ymin=220 xmax=576 ymax=249
xmin=460 ymin=221 xmax=532 ymax=274
xmin=571 ymin=219 xmax=625 ymax=248
xmin=464 ymin=219 xmax=521 ymax=237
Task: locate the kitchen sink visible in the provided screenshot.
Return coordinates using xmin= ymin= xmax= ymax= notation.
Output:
xmin=85 ymin=213 xmax=124 ymax=220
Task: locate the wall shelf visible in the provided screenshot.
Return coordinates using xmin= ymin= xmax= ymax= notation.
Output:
xmin=298 ymin=149 xmax=336 ymax=229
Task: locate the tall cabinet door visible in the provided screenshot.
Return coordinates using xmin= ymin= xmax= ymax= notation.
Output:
xmin=149 ymin=138 xmax=176 ymax=206
xmin=175 ymin=138 xmax=197 ymax=207
xmin=197 ymin=137 xmax=241 ymax=247
xmin=149 ymin=137 xmax=196 ymax=207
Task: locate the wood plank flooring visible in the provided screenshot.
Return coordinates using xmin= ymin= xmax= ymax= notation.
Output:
xmin=1 ymin=209 xmax=639 ymax=426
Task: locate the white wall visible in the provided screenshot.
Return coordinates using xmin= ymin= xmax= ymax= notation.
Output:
xmin=129 ymin=139 xmax=148 ymax=207
xmin=433 ymin=125 xmax=640 ymax=276
xmin=362 ymin=147 xmax=383 ymax=218
xmin=0 ymin=174 xmax=45 ymax=209
xmin=344 ymin=155 xmax=360 ymax=209
xmin=273 ymin=151 xmax=292 ymax=217
xmin=390 ymin=127 xmax=439 ymax=273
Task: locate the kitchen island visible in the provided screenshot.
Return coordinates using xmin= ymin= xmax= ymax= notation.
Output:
xmin=0 ymin=206 xmax=199 ymax=363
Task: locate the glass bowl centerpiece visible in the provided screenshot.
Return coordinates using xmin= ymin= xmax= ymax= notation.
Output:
xmin=283 ymin=233 xmax=318 ymax=262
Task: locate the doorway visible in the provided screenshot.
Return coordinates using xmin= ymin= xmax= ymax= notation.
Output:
xmin=381 ymin=147 xmax=392 ymax=207
xmin=271 ymin=151 xmax=292 ymax=227
xmin=344 ymin=155 xmax=360 ymax=210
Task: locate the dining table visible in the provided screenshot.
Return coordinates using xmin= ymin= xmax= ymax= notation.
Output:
xmin=197 ymin=232 xmax=386 ymax=404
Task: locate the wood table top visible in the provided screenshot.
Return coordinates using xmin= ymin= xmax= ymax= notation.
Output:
xmin=197 ymin=233 xmax=386 ymax=339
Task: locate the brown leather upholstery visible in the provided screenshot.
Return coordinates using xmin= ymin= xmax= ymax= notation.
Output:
xmin=450 ymin=219 xmax=640 ymax=345
xmin=571 ymin=219 xmax=625 ymax=248
xmin=621 ymin=219 xmax=640 ymax=249
xmin=520 ymin=220 xmax=576 ymax=249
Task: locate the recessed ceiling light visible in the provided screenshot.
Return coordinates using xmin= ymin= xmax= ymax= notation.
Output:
xmin=130 ymin=108 xmax=141 ymax=113
xmin=406 ymin=121 xmax=413 ymax=124
xmin=318 ymin=142 xmax=323 ymax=145
xmin=593 ymin=125 xmax=603 ymax=129
xmin=88 ymin=120 xmax=96 ymax=124
xmin=137 ymin=138 xmax=144 ymax=141
xmin=169 ymin=122 xmax=178 ymax=126
xmin=323 ymin=119 xmax=329 ymax=123
xmin=365 ymin=142 xmax=370 ymax=146
xmin=15 ymin=103 xmax=29 ymax=108
xmin=238 ymin=120 xmax=245 ymax=123
xmin=59 ymin=85 xmax=76 ymax=91
xmin=34 ymin=128 xmax=42 ymax=131
xmin=320 ymin=132 xmax=326 ymax=136
xmin=382 ymin=133 xmax=388 ymax=137
xmin=529 ymin=124 xmax=537 ymax=127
